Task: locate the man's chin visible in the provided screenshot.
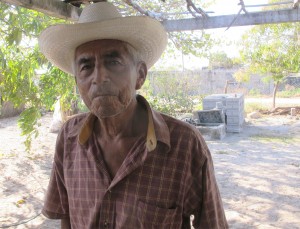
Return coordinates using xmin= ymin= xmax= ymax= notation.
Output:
xmin=90 ymin=96 xmax=133 ymax=118
xmin=91 ymin=103 xmax=126 ymax=119
xmin=93 ymin=108 xmax=126 ymax=119
xmin=92 ymin=95 xmax=118 ymax=102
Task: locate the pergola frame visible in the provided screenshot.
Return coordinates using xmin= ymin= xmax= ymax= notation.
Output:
xmin=1 ymin=0 xmax=300 ymax=31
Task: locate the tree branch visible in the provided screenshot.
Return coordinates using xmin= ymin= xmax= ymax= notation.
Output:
xmin=63 ymin=0 xmax=106 ymax=7
xmin=238 ymin=0 xmax=248 ymax=14
xmin=293 ymin=0 xmax=300 ymax=9
xmin=186 ymin=0 xmax=208 ymax=18
xmin=225 ymin=8 xmax=243 ymax=31
xmin=123 ymin=0 xmax=164 ymax=20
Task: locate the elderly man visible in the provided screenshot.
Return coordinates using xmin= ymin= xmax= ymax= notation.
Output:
xmin=39 ymin=2 xmax=228 ymax=229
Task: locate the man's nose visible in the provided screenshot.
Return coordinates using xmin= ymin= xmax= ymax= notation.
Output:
xmin=92 ymin=63 xmax=109 ymax=84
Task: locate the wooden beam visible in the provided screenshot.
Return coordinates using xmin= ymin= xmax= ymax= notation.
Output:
xmin=162 ymin=8 xmax=300 ymax=32
xmin=245 ymin=1 xmax=293 ymax=8
xmin=2 ymin=0 xmax=300 ymax=32
xmin=0 ymin=0 xmax=81 ymax=21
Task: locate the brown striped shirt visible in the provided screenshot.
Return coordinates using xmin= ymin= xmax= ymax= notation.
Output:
xmin=42 ymin=95 xmax=228 ymax=229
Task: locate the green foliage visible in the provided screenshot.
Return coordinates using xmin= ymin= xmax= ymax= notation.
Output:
xmin=240 ymin=23 xmax=300 ymax=80
xmin=193 ymin=98 xmax=203 ymax=111
xmin=17 ymin=107 xmax=41 ymax=151
xmin=233 ymin=68 xmax=251 ymax=83
xmin=39 ymin=67 xmax=76 ymax=111
xmin=208 ymin=51 xmax=233 ymax=69
xmin=139 ymin=73 xmax=204 ymax=117
xmin=244 ymin=102 xmax=269 ymax=114
xmin=241 ymin=17 xmax=300 ymax=72
xmin=248 ymin=88 xmax=261 ymax=96
xmin=238 ymin=14 xmax=300 ymax=107
xmin=277 ymin=88 xmax=300 ymax=97
xmin=0 ymin=2 xmax=74 ymax=151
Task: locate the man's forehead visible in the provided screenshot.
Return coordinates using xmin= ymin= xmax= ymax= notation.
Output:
xmin=74 ymin=39 xmax=131 ymax=60
xmin=76 ymin=39 xmax=127 ymax=52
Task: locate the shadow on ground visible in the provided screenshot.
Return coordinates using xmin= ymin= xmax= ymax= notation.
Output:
xmin=1 ymin=114 xmax=300 ymax=228
xmin=209 ymin=120 xmax=300 ymax=229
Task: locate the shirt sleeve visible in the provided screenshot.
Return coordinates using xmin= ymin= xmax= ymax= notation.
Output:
xmin=183 ymin=130 xmax=228 ymax=229
xmin=42 ymin=128 xmax=70 ymax=219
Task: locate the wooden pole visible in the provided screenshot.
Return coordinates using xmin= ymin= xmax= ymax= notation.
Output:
xmin=163 ymin=8 xmax=300 ymax=31
xmin=0 ymin=0 xmax=81 ymax=21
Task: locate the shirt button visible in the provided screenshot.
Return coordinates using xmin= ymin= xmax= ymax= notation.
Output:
xmin=107 ymin=189 xmax=112 ymax=199
xmin=104 ymin=220 xmax=109 ymax=227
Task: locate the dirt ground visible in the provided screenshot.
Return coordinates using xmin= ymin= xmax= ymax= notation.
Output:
xmin=0 ymin=112 xmax=299 ymax=228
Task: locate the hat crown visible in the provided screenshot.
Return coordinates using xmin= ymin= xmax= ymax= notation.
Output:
xmin=39 ymin=2 xmax=167 ymax=75
xmin=79 ymin=2 xmax=121 ymax=23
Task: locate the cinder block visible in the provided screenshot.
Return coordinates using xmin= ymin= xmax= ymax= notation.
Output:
xmin=202 ymin=93 xmax=245 ymax=133
xmin=226 ymin=116 xmax=241 ymax=124
xmin=226 ymin=123 xmax=243 ymax=132
xmin=193 ymin=110 xmax=225 ymax=124
xmin=196 ymin=123 xmax=226 ymax=140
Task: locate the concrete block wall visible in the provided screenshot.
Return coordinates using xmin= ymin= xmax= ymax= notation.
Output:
xmin=203 ymin=93 xmax=244 ymax=133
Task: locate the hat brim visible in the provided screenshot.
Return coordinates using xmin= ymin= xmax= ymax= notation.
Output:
xmin=39 ymin=16 xmax=167 ymax=75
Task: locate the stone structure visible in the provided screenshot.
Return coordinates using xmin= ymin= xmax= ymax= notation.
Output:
xmin=203 ymin=93 xmax=244 ymax=133
xmin=193 ymin=109 xmax=226 ymax=140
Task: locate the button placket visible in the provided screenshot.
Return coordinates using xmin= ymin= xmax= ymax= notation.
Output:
xmin=108 ymin=189 xmax=112 ymax=197
xmin=103 ymin=189 xmax=112 ymax=228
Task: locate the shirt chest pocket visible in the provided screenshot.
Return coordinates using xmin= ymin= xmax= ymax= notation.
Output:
xmin=137 ymin=200 xmax=182 ymax=229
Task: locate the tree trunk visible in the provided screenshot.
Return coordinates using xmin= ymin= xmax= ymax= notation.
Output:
xmin=272 ymin=81 xmax=279 ymax=109
xmin=224 ymin=80 xmax=229 ymax=94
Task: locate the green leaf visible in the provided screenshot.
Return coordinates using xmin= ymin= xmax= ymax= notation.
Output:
xmin=16 ymin=28 xmax=22 ymax=45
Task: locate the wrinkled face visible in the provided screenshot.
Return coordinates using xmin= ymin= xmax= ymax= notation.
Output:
xmin=74 ymin=39 xmax=146 ymax=118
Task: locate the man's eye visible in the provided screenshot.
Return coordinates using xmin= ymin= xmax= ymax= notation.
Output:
xmin=109 ymin=60 xmax=121 ymax=65
xmin=105 ymin=58 xmax=125 ymax=66
xmin=80 ymin=64 xmax=92 ymax=71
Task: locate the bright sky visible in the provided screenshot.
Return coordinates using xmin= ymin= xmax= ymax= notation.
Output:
xmin=154 ymin=0 xmax=270 ymax=70
xmin=207 ymin=0 xmax=269 ymax=53
xmin=208 ymin=0 xmax=269 ymax=15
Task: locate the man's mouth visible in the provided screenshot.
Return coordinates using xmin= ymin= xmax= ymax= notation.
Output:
xmin=93 ymin=93 xmax=118 ymax=97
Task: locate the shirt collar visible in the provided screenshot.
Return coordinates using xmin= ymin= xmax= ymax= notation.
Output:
xmin=78 ymin=95 xmax=170 ymax=152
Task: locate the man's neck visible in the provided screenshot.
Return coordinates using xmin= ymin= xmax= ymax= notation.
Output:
xmin=94 ymin=98 xmax=147 ymax=141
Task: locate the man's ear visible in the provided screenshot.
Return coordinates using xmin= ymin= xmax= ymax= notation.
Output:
xmin=135 ymin=61 xmax=147 ymax=90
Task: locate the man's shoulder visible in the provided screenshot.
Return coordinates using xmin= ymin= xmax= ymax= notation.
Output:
xmin=65 ymin=112 xmax=89 ymax=124
xmin=60 ymin=112 xmax=90 ymax=136
xmin=155 ymin=111 xmax=209 ymax=160
xmin=159 ymin=111 xmax=196 ymax=129
xmin=155 ymin=111 xmax=201 ymax=138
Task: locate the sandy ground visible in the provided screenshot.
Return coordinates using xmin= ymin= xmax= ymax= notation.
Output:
xmin=245 ymin=97 xmax=300 ymax=105
xmin=0 ymin=112 xmax=300 ymax=229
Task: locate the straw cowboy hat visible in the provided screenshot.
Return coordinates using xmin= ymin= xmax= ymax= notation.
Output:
xmin=39 ymin=2 xmax=168 ymax=75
